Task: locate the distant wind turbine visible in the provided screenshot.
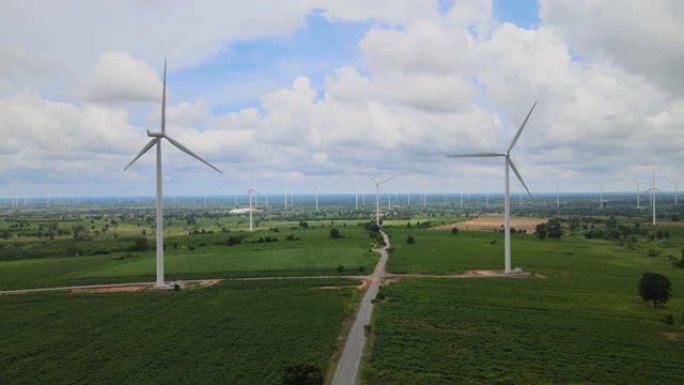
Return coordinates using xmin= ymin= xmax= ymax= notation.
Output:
xmin=673 ymin=182 xmax=679 ymax=206
xmin=646 ymin=171 xmax=660 ymax=226
xmin=594 ymin=183 xmax=604 ymax=208
xmin=633 ymin=180 xmax=641 ymax=209
xmin=247 ymin=188 xmax=258 ymax=232
xmin=124 ymin=59 xmax=222 ymax=288
xmin=448 ymin=102 xmax=536 ymax=274
xmin=372 ymin=177 xmax=393 ymax=226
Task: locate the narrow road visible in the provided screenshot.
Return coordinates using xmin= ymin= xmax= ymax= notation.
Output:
xmin=331 ymin=230 xmax=390 ymax=385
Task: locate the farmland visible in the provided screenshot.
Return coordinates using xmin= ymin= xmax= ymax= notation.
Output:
xmin=0 ymin=223 xmax=377 ymax=290
xmin=0 ymin=279 xmax=360 ymax=385
xmin=361 ymin=223 xmax=684 ymax=384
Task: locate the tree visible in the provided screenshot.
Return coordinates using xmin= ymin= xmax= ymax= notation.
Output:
xmin=638 ymin=272 xmax=671 ymax=307
xmin=281 ymin=363 xmax=323 ymax=385
xmin=535 ymin=223 xmax=547 ymax=240
xmin=451 ymin=227 xmax=459 ymax=235
xmin=406 ymin=235 xmax=415 ymax=244
xmin=131 ymin=237 xmax=149 ymax=252
xmin=329 ymin=228 xmax=342 ymax=239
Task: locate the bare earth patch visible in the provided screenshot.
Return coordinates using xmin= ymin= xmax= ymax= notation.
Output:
xmin=432 ymin=215 xmax=547 ymax=233
xmin=664 ymin=332 xmax=684 ymax=341
xmin=0 ymin=279 xmax=223 ymax=295
xmin=386 ymin=270 xmax=545 ymax=282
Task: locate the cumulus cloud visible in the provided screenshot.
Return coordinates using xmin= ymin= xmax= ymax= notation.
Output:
xmin=79 ymin=52 xmax=162 ymax=104
xmin=539 ymin=0 xmax=684 ymax=93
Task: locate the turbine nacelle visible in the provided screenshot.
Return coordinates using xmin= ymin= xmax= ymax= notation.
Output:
xmin=147 ymin=130 xmax=164 ymax=138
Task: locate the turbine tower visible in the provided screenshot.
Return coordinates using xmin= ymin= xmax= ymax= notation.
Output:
xmin=673 ymin=182 xmax=679 ymax=206
xmin=247 ymin=188 xmax=258 ymax=232
xmin=124 ymin=59 xmax=222 ymax=288
xmin=633 ymin=180 xmax=641 ymax=209
xmin=646 ymin=171 xmax=660 ymax=226
xmin=372 ymin=177 xmax=393 ymax=226
xmin=448 ymin=102 xmax=536 ymax=274
xmin=595 ymin=183 xmax=604 ymax=208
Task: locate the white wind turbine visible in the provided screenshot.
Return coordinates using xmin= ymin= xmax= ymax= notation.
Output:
xmin=124 ymin=59 xmax=222 ymax=288
xmin=448 ymin=102 xmax=536 ymax=274
xmin=247 ymin=188 xmax=258 ymax=232
xmin=371 ymin=177 xmax=393 ymax=226
xmin=646 ymin=171 xmax=660 ymax=226
xmin=594 ymin=183 xmax=604 ymax=208
xmin=673 ymin=182 xmax=679 ymax=206
xmin=633 ymin=180 xmax=642 ymax=209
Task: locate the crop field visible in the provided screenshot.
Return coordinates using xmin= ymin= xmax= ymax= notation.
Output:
xmin=362 ymin=225 xmax=684 ymax=384
xmin=0 ymin=279 xmax=360 ymax=385
xmin=0 ymin=225 xmax=378 ymax=290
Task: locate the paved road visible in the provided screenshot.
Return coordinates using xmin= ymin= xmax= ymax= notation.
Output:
xmin=331 ymin=230 xmax=390 ymax=385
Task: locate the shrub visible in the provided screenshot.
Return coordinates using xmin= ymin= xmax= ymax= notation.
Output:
xmin=336 ymin=265 xmax=345 ymax=273
xmin=281 ymin=363 xmax=323 ymax=385
xmin=406 ymin=235 xmax=415 ymax=244
xmin=225 ymin=235 xmax=246 ymax=246
xmin=329 ymin=228 xmax=342 ymax=239
xmin=663 ymin=314 xmax=674 ymax=325
xmin=647 ymin=248 xmax=658 ymax=257
xmin=451 ymin=227 xmax=459 ymax=235
xmin=130 ymin=237 xmax=149 ymax=252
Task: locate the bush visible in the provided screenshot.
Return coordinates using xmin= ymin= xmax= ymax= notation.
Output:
xmin=451 ymin=227 xmax=459 ymax=235
xmin=406 ymin=235 xmax=415 ymax=244
xmin=663 ymin=314 xmax=674 ymax=325
xmin=225 ymin=235 xmax=246 ymax=246
xmin=281 ymin=363 xmax=323 ymax=385
xmin=329 ymin=228 xmax=342 ymax=239
xmin=337 ymin=265 xmax=345 ymax=273
xmin=130 ymin=237 xmax=149 ymax=252
xmin=647 ymin=248 xmax=659 ymax=257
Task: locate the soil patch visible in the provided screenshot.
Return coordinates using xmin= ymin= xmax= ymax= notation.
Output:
xmin=433 ymin=216 xmax=547 ymax=233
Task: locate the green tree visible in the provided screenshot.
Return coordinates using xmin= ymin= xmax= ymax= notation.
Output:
xmin=131 ymin=237 xmax=149 ymax=252
xmin=281 ymin=363 xmax=323 ymax=385
xmin=329 ymin=228 xmax=342 ymax=239
xmin=638 ymin=272 xmax=672 ymax=307
xmin=406 ymin=235 xmax=415 ymax=244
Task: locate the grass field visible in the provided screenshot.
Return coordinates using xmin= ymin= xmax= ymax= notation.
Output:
xmin=362 ymin=226 xmax=684 ymax=384
xmin=0 ymin=279 xmax=360 ymax=385
xmin=0 ymin=226 xmax=378 ymax=290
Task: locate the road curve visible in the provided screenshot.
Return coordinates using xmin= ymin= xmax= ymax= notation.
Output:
xmin=331 ymin=230 xmax=390 ymax=385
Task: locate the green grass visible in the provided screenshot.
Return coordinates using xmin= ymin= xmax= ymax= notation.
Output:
xmin=0 ymin=227 xmax=377 ymax=290
xmin=0 ymin=279 xmax=360 ymax=385
xmin=361 ymin=227 xmax=684 ymax=384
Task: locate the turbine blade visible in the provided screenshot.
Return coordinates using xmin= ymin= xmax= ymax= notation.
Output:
xmin=508 ymin=158 xmax=532 ymax=198
xmin=164 ymin=135 xmax=223 ymax=173
xmin=380 ymin=176 xmax=394 ymax=185
xmin=371 ymin=178 xmax=379 ymax=185
xmin=161 ymin=59 xmax=167 ymax=133
xmin=123 ymin=138 xmax=158 ymax=171
xmin=508 ymin=101 xmax=537 ymax=153
xmin=447 ymin=152 xmax=504 ymax=158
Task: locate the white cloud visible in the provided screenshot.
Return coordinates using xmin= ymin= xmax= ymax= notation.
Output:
xmin=79 ymin=52 xmax=162 ymax=104
xmin=540 ymin=0 xmax=684 ymax=93
xmin=1 ymin=0 xmax=683 ymax=196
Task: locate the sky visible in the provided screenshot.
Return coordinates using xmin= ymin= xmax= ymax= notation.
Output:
xmin=0 ymin=0 xmax=683 ymax=198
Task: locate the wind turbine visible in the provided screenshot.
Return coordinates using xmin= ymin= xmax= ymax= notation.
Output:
xmin=315 ymin=188 xmax=319 ymax=211
xmin=371 ymin=177 xmax=393 ymax=226
xmin=646 ymin=171 xmax=660 ymax=226
xmin=673 ymin=182 xmax=679 ymax=206
xmin=594 ymin=183 xmax=604 ymax=208
xmin=124 ymin=59 xmax=222 ymax=288
xmin=633 ymin=180 xmax=641 ymax=209
xmin=448 ymin=102 xmax=536 ymax=274
xmin=247 ymin=188 xmax=258 ymax=232
xmin=555 ymin=183 xmax=560 ymax=213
